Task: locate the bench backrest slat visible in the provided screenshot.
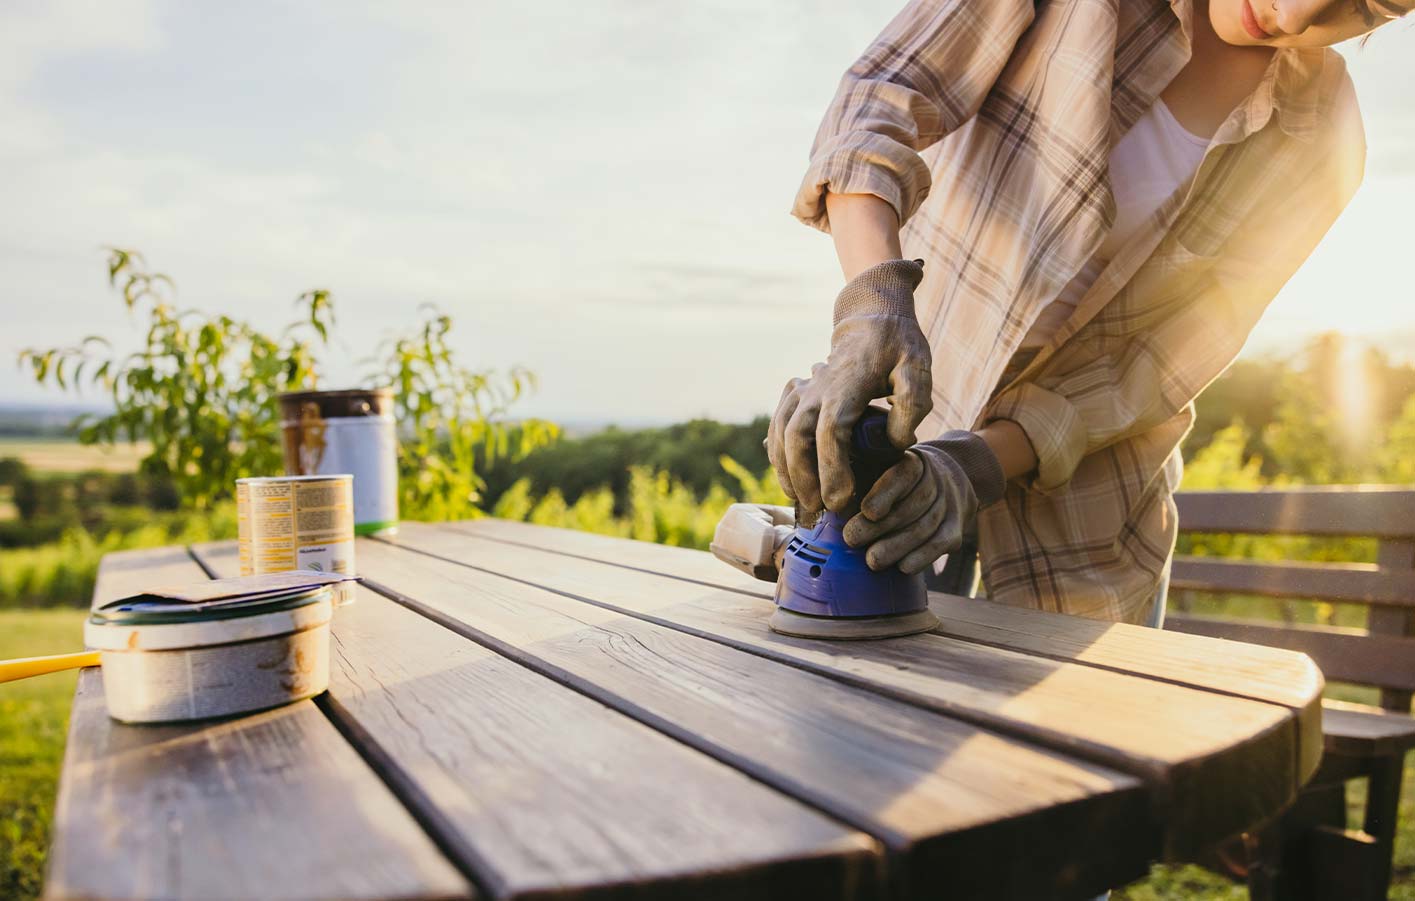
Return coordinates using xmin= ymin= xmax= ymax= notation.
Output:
xmin=1162 ymin=615 xmax=1415 ymax=692
xmin=1169 ymin=558 xmax=1415 ymax=608
xmin=1172 ymin=489 xmax=1415 ymax=712
xmin=1176 ymin=488 xmax=1415 ymax=538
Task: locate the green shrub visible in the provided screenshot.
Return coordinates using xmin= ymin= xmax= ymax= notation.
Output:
xmin=496 ymin=455 xmax=788 ymax=550
xmin=0 ymin=504 xmax=237 ymax=608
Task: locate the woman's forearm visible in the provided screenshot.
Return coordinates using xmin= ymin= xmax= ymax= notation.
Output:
xmin=825 ymin=191 xmax=1037 ymax=483
xmin=977 ymin=419 xmax=1038 ymax=482
xmin=825 ymin=192 xmax=904 ymax=281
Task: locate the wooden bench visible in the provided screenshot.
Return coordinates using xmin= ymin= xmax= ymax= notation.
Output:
xmin=1168 ymin=487 xmax=1415 ymax=900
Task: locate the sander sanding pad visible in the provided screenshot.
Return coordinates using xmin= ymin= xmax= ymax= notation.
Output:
xmin=768 ymin=607 xmax=940 ymax=641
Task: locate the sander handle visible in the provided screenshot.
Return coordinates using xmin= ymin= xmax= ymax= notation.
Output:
xmin=848 ymin=405 xmax=906 ymax=502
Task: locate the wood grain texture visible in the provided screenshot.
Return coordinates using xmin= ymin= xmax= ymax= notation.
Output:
xmin=909 ymin=595 xmax=1324 ymax=784
xmin=1171 ymin=556 xmax=1415 ymax=608
xmin=1174 ymin=487 xmax=1415 ymax=538
xmin=457 ymin=518 xmax=767 ymax=592
xmin=404 ymin=523 xmax=1305 ymax=857
xmin=47 ymin=547 xmax=470 ymax=901
xmin=1165 ymin=614 xmax=1415 ymax=692
xmin=192 ymin=543 xmax=881 ymax=901
xmin=315 ymin=538 xmax=1154 ymax=901
xmin=453 ymin=520 xmax=1327 ymax=783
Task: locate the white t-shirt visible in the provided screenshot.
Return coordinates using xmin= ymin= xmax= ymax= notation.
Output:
xmin=1020 ymin=97 xmax=1210 ymax=349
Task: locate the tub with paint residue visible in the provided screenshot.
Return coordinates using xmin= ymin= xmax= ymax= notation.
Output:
xmin=85 ymin=582 xmax=336 ymax=723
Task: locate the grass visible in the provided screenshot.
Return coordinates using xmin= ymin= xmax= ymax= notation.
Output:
xmin=0 ymin=439 xmax=149 ymax=475
xmin=0 ymin=609 xmax=87 ymax=901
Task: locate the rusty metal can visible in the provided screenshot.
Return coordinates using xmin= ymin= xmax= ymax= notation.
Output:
xmin=236 ymin=474 xmax=356 ymax=604
xmin=279 ymin=389 xmax=398 ymax=536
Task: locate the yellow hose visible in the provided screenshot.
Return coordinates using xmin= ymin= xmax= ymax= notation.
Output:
xmin=0 ymin=651 xmax=101 ymax=684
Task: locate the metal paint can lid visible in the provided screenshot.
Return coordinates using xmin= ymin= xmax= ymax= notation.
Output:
xmin=236 ymin=474 xmax=353 ymax=484
xmin=278 ymin=388 xmax=394 ymax=420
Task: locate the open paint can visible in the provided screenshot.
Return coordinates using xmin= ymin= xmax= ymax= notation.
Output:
xmin=279 ymin=389 xmax=399 ymax=536
xmin=237 ymin=474 xmax=356 ymax=604
xmin=85 ymin=581 xmax=336 ymax=724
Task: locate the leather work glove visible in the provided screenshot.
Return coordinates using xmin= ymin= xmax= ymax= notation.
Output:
xmin=842 ymin=431 xmax=1006 ymax=575
xmin=768 ymin=259 xmax=932 ymax=516
xmin=710 ymin=504 xmax=796 ymax=582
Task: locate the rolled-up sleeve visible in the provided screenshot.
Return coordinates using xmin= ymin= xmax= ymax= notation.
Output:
xmin=984 ymin=80 xmax=1364 ymax=494
xmin=791 ymin=0 xmax=1034 ymax=233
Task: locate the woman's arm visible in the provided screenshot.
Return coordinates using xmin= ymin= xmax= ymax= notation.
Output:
xmin=825 ymin=192 xmax=903 ymax=281
xmin=977 ymin=419 xmax=1038 ymax=482
xmin=824 ymin=191 xmax=1039 ymax=483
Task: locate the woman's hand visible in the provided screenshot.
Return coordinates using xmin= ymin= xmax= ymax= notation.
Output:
xmin=768 ymin=257 xmax=933 ymax=514
xmin=843 ymin=430 xmax=1009 ymax=573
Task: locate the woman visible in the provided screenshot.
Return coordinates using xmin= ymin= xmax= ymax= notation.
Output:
xmin=721 ymin=0 xmax=1403 ymax=626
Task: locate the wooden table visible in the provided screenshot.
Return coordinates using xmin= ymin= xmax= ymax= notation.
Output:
xmin=47 ymin=520 xmax=1325 ymax=901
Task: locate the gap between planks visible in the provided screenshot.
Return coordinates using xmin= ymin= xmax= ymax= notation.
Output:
xmin=189 ymin=543 xmax=886 ymax=901
xmin=444 ymin=519 xmax=1323 ymax=782
xmin=185 ymin=542 xmax=500 ymax=899
xmin=46 ymin=545 xmax=471 ymax=901
xmin=389 ymin=522 xmax=1310 ymax=857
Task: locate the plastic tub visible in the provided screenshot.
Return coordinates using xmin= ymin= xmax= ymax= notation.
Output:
xmin=85 ymin=585 xmax=334 ymax=724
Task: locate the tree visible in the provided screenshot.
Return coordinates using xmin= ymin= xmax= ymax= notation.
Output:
xmin=20 ymin=249 xmax=557 ymax=517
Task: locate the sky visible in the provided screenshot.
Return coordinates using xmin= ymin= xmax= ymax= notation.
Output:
xmin=1 ymin=0 xmax=1411 ymax=426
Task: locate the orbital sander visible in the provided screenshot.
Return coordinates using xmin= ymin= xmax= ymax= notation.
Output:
xmin=769 ymin=407 xmax=940 ymax=641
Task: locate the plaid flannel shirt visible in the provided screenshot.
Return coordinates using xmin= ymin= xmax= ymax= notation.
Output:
xmin=792 ymin=0 xmax=1365 ymax=623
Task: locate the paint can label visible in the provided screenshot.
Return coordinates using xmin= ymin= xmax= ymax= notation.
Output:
xmin=283 ymin=410 xmax=398 ymax=535
xmin=236 ymin=475 xmax=356 ymax=604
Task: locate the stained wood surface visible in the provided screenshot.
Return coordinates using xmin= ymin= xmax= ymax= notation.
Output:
xmin=1174 ymin=487 xmax=1415 ymax=538
xmin=451 ymin=519 xmax=1325 ymax=767
xmin=60 ymin=523 xmax=1324 ymax=900
xmin=410 ymin=522 xmax=1308 ymax=856
xmin=192 ymin=543 xmax=880 ymax=901
xmin=46 ymin=547 xmax=470 ymax=901
xmin=332 ymin=539 xmax=1154 ymax=900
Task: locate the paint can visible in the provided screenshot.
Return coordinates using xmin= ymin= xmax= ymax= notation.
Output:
xmin=237 ymin=474 xmax=356 ymax=605
xmin=279 ymin=389 xmax=399 ymax=536
xmin=85 ymin=578 xmax=338 ymax=724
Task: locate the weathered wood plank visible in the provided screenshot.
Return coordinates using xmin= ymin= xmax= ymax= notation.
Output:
xmin=450 ymin=520 xmax=1325 ymax=782
xmin=460 ymin=519 xmax=1326 ymax=711
xmin=911 ymin=595 xmax=1325 ymax=784
xmin=460 ymin=518 xmax=766 ymax=593
xmin=192 ymin=542 xmax=883 ymax=901
xmin=398 ymin=524 xmax=1305 ymax=858
xmin=1174 ymin=487 xmax=1415 ymax=539
xmin=1170 ymin=556 xmax=1415 ymax=608
xmin=1165 ymin=614 xmax=1415 ymax=692
xmin=335 ymin=539 xmax=1157 ymax=900
xmin=46 ymin=546 xmax=470 ymax=901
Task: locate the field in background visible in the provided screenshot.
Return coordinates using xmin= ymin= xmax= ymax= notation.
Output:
xmin=0 ymin=609 xmax=87 ymax=901
xmin=0 ymin=440 xmax=151 ymax=475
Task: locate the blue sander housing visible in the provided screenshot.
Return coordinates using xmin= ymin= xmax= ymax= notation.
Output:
xmin=771 ymin=408 xmax=941 ymax=640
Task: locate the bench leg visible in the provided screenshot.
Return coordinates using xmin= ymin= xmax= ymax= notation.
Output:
xmin=1361 ymin=753 xmax=1406 ymax=899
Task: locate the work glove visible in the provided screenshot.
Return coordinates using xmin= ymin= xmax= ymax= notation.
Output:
xmin=842 ymin=431 xmax=1006 ymax=575
xmin=710 ymin=503 xmax=796 ymax=582
xmin=768 ymin=258 xmax=932 ymax=516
